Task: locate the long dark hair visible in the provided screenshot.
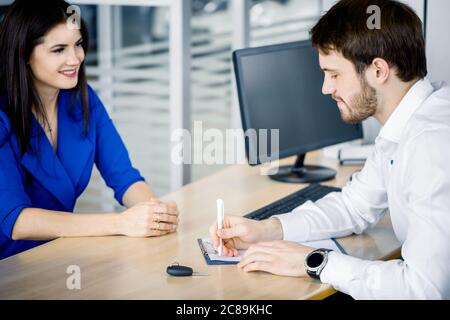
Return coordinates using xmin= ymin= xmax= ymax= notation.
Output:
xmin=0 ymin=0 xmax=90 ymax=155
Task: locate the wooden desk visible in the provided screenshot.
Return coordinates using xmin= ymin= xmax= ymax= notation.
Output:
xmin=0 ymin=154 xmax=401 ymax=299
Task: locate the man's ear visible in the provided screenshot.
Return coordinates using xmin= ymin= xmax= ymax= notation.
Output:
xmin=369 ymin=58 xmax=390 ymax=84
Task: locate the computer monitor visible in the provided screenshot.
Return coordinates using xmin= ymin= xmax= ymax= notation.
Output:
xmin=233 ymin=40 xmax=363 ymax=183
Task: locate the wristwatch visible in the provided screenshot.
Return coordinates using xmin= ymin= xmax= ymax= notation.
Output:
xmin=304 ymin=248 xmax=333 ymax=280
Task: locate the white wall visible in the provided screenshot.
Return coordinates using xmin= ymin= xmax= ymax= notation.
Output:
xmin=426 ymin=0 xmax=450 ymax=84
xmin=401 ymin=0 xmax=450 ymax=83
xmin=402 ymin=0 xmax=425 ymax=19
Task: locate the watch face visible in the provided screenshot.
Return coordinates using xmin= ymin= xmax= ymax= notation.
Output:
xmin=307 ymin=252 xmax=324 ymax=268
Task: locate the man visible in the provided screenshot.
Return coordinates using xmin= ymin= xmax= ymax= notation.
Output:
xmin=210 ymin=0 xmax=450 ymax=299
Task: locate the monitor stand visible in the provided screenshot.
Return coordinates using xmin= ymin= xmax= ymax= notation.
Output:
xmin=267 ymin=154 xmax=336 ymax=183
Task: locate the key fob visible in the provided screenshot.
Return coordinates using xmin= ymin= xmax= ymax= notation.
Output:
xmin=167 ymin=264 xmax=193 ymax=277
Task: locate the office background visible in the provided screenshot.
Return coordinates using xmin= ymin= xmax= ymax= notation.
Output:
xmin=0 ymin=0 xmax=448 ymax=213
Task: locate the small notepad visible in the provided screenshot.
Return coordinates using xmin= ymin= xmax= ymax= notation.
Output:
xmin=197 ymin=238 xmax=243 ymax=264
xmin=197 ymin=238 xmax=346 ymax=265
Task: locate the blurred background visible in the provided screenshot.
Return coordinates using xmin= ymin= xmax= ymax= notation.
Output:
xmin=0 ymin=0 xmax=448 ymax=213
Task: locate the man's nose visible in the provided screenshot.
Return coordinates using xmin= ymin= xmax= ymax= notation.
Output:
xmin=322 ymin=78 xmax=335 ymax=95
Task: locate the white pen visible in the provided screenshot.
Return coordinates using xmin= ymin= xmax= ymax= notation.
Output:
xmin=216 ymin=198 xmax=224 ymax=256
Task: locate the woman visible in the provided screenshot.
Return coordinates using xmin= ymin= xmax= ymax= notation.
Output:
xmin=0 ymin=0 xmax=179 ymax=260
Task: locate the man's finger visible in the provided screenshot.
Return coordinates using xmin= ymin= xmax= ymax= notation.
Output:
xmin=241 ymin=261 xmax=274 ymax=273
xmin=221 ymin=241 xmax=238 ymax=257
xmin=238 ymin=252 xmax=273 ymax=269
xmin=217 ymin=224 xmax=245 ymax=240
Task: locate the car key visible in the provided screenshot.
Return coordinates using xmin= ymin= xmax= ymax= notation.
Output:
xmin=166 ymin=263 xmax=209 ymax=277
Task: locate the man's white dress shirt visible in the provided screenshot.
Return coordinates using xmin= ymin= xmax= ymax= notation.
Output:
xmin=275 ymin=78 xmax=450 ymax=299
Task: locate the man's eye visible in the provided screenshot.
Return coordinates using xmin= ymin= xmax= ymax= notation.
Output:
xmin=331 ymin=74 xmax=338 ymax=79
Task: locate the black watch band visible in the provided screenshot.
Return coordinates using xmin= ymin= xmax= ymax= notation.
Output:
xmin=304 ymin=248 xmax=333 ymax=280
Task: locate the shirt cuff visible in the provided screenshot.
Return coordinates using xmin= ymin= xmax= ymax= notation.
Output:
xmin=272 ymin=211 xmax=310 ymax=242
xmin=320 ymin=251 xmax=371 ymax=289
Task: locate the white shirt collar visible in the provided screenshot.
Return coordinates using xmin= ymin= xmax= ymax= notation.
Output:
xmin=378 ymin=78 xmax=434 ymax=143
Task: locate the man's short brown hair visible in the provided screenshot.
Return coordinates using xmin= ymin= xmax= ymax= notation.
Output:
xmin=310 ymin=0 xmax=427 ymax=82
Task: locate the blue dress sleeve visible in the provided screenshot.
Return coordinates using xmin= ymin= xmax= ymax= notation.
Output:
xmin=89 ymin=86 xmax=145 ymax=206
xmin=0 ymin=111 xmax=32 ymax=239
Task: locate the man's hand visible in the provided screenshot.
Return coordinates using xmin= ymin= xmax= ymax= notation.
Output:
xmin=237 ymin=240 xmax=315 ymax=277
xmin=209 ymin=215 xmax=283 ymax=256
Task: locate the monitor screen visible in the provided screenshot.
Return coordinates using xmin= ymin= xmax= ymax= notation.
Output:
xmin=233 ymin=40 xmax=363 ymax=165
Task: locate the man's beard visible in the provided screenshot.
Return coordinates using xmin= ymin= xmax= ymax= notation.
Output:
xmin=338 ymin=77 xmax=378 ymax=124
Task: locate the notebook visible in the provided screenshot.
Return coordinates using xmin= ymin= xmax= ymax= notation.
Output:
xmin=338 ymin=144 xmax=374 ymax=165
xmin=197 ymin=237 xmax=346 ymax=265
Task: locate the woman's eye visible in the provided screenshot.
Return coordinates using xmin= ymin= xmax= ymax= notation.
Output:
xmin=53 ymin=48 xmax=64 ymax=53
xmin=76 ymin=42 xmax=83 ymax=47
xmin=331 ymin=74 xmax=338 ymax=79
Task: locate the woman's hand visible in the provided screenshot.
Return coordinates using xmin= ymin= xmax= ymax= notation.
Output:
xmin=117 ymin=199 xmax=179 ymax=237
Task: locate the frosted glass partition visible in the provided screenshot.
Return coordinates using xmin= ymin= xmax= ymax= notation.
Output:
xmin=191 ymin=0 xmax=324 ymax=181
xmin=72 ymin=0 xmax=190 ymax=212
